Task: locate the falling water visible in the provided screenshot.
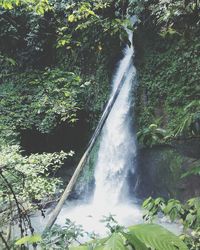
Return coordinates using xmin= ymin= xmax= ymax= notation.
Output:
xmin=49 ymin=26 xmax=143 ymax=235
xmin=92 ymin=29 xmax=137 ymax=207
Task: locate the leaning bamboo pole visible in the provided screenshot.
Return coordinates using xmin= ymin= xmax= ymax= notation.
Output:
xmin=45 ymin=59 xmax=133 ymax=230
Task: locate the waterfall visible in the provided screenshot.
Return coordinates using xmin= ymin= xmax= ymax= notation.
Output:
xmin=52 ymin=25 xmax=142 ymax=235
xmin=92 ymin=29 xmax=137 ymax=207
xmin=34 ymin=23 xmax=181 ymax=238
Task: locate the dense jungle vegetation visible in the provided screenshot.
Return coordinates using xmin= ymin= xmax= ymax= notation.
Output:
xmin=0 ymin=0 xmax=200 ymax=249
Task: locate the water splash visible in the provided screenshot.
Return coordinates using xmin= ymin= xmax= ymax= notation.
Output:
xmin=92 ymin=28 xmax=137 ymax=207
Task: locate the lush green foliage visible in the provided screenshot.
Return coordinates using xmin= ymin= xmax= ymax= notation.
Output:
xmin=0 ymin=69 xmax=83 ymax=134
xmin=173 ymin=100 xmax=200 ymax=137
xmin=135 ymin=34 xmax=200 ymax=139
xmin=182 ymin=164 xmax=200 ymax=178
xmin=70 ymin=223 xmax=187 ymax=250
xmin=0 ymin=145 xmax=70 ymax=204
xmin=128 ymin=0 xmax=200 ymax=35
xmin=131 ymin=0 xmax=199 ymax=142
xmin=37 ymin=216 xmax=187 ymax=250
xmin=143 ymin=197 xmax=200 ymax=249
xmin=57 ymin=1 xmax=129 ymax=49
xmin=41 ymin=219 xmax=85 ymax=249
xmin=0 ymin=0 xmax=51 ymax=14
xmin=0 ymin=144 xmax=73 ymax=246
xmin=0 ymin=0 xmax=131 ymax=129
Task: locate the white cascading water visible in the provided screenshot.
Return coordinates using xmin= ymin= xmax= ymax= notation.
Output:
xmin=92 ymin=29 xmax=137 ymax=207
xmin=52 ymin=26 xmax=143 ymax=235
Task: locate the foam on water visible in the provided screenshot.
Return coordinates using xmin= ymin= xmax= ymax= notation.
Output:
xmin=57 ymin=201 xmax=142 ymax=235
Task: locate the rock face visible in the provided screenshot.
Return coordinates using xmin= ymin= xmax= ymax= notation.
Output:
xmin=133 ymin=142 xmax=200 ymax=201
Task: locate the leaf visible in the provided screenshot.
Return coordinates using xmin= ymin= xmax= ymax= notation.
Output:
xmin=181 ymin=165 xmax=200 ymax=178
xmin=149 ymin=124 xmax=157 ymax=129
xmin=185 ymin=213 xmax=196 ymax=227
xmin=103 ymin=233 xmax=127 ymax=250
xmin=68 ymin=14 xmax=75 ymax=22
xmin=3 ymin=2 xmax=13 ymax=9
xmin=128 ymin=224 xmax=188 ymax=250
xmin=70 ymin=236 xmax=109 ymax=250
xmin=6 ymin=57 xmax=17 ymax=66
xmin=122 ymin=232 xmax=148 ymax=250
xmin=142 ymin=197 xmax=153 ymax=207
xmin=164 ymin=201 xmax=176 ymax=214
xmin=15 ymin=234 xmax=42 ymax=245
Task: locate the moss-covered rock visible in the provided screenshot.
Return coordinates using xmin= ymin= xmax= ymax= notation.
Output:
xmin=134 ymin=143 xmax=200 ymax=201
